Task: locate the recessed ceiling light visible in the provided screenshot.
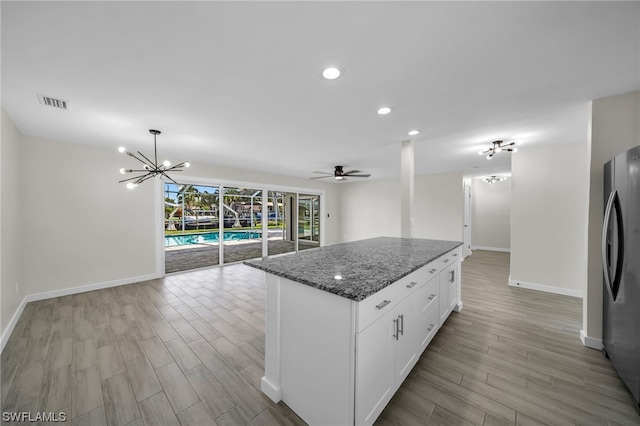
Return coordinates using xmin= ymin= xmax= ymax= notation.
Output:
xmin=377 ymin=106 xmax=392 ymax=115
xmin=408 ymin=129 xmax=421 ymax=136
xmin=322 ymin=66 xmax=342 ymax=80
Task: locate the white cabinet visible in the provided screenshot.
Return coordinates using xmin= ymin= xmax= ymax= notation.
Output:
xmin=261 ymin=246 xmax=462 ymax=426
xmin=439 ymin=249 xmax=461 ymax=324
xmin=355 ymin=264 xmax=442 ymax=426
xmin=355 ymin=307 xmax=395 ymax=426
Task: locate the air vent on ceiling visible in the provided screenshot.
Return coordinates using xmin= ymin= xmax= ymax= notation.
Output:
xmin=37 ymin=94 xmax=70 ymax=110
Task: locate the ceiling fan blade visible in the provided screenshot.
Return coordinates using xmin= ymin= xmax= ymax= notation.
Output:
xmin=310 ymin=175 xmax=331 ymax=179
xmin=344 ymin=173 xmax=371 ymax=178
xmin=344 ymin=170 xmax=361 ymax=174
xmin=312 ymin=171 xmax=332 ymax=175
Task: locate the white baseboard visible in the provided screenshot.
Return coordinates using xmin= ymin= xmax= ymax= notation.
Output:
xmin=580 ymin=329 xmax=603 ymax=350
xmin=0 ymin=296 xmax=28 ymax=353
xmin=1 ymin=273 xmax=159 ymax=353
xmin=261 ymin=376 xmax=282 ymax=403
xmin=471 ymin=246 xmax=511 ymax=253
xmin=508 ymin=278 xmax=583 ymax=298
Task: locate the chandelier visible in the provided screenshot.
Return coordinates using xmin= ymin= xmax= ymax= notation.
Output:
xmin=118 ymin=129 xmax=189 ymax=189
xmin=478 ymin=140 xmax=517 ymax=159
xmin=483 ymin=175 xmax=508 ymax=184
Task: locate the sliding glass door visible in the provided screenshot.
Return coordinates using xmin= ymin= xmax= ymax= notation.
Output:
xmin=164 ymin=183 xmax=220 ymax=273
xmin=222 ymin=186 xmax=263 ymax=264
xmin=298 ymin=194 xmax=320 ymax=251
xmin=267 ymin=191 xmax=297 ymax=256
xmin=164 ymin=182 xmax=321 ymax=273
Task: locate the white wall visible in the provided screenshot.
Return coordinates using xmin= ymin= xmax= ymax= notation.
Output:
xmin=584 ymin=90 xmax=639 ymax=346
xmin=510 ymin=142 xmax=589 ymax=297
xmin=21 ymin=135 xmax=158 ymax=296
xmin=1 ymin=122 xmax=339 ymax=345
xmin=413 ymin=171 xmax=464 ymax=241
xmin=471 ymin=178 xmax=511 ymax=251
xmin=338 ymin=171 xmax=464 ymax=243
xmin=338 ymin=178 xmax=401 ymax=242
xmin=1 ymin=108 xmax=25 ymax=339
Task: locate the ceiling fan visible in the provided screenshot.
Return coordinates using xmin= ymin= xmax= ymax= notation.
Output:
xmin=311 ymin=165 xmax=371 ymax=181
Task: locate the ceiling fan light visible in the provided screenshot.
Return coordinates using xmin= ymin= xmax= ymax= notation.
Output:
xmin=335 ymin=175 xmax=345 ymax=180
xmin=377 ymin=106 xmax=392 ymax=115
xmin=408 ymin=129 xmax=420 ymax=136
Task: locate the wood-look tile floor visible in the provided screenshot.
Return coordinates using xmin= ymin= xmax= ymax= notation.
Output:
xmin=1 ymin=250 xmax=638 ymax=425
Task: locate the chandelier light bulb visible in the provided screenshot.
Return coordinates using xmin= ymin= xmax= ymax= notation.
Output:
xmin=184 ymin=162 xmax=190 ymax=168
xmin=163 ymin=160 xmax=171 ymax=167
xmin=119 ymin=168 xmax=127 ymax=174
xmin=495 ymin=147 xmax=502 ymax=153
xmin=487 ymin=154 xmax=492 ymax=160
xmin=126 ymin=182 xmax=136 ymax=189
xmin=408 ymin=129 xmax=420 ymax=136
xmin=478 ymin=150 xmax=484 ymax=155
xmin=512 ymin=147 xmax=518 ymax=153
xmin=377 ymin=106 xmax=392 ymax=115
xmin=118 ymin=147 xmax=126 ymax=153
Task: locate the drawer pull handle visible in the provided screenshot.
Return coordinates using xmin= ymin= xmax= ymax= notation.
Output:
xmin=453 ymin=253 xmax=458 ymax=257
xmin=450 ymin=270 xmax=455 ymax=283
xmin=406 ymin=281 xmax=418 ymax=289
xmin=443 ymin=258 xmax=450 ymax=263
xmin=398 ymin=314 xmax=404 ymax=336
xmin=376 ymin=300 xmax=391 ymax=310
xmin=429 ymin=268 xmax=437 ymax=274
xmin=428 ymin=294 xmax=436 ymax=300
xmin=427 ymin=323 xmax=435 ymax=331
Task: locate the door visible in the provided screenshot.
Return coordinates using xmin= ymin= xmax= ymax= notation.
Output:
xmin=393 ymin=299 xmax=418 ymax=385
xmin=355 ymin=312 xmax=395 ymax=426
xmin=298 ymin=194 xmax=320 ymax=251
xmin=603 ymin=145 xmax=640 ymax=404
xmin=464 ymin=184 xmax=471 ymax=258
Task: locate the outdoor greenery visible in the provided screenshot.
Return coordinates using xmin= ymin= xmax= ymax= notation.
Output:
xmin=164 ymin=184 xmax=286 ymax=235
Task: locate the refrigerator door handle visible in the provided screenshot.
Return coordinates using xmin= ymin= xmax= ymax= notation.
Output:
xmin=602 ymin=190 xmax=616 ymax=298
xmin=602 ymin=190 xmax=625 ymax=301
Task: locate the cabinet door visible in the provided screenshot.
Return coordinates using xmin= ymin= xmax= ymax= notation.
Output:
xmin=448 ymin=262 xmax=460 ymax=312
xmin=394 ymin=299 xmax=418 ymax=385
xmin=355 ymin=311 xmax=395 ymax=426
xmin=439 ymin=267 xmax=450 ymax=324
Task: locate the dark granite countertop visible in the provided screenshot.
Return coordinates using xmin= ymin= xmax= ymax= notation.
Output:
xmin=244 ymin=236 xmax=462 ymax=302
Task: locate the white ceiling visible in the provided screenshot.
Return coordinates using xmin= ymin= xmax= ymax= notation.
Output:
xmin=2 ymin=1 xmax=639 ymax=181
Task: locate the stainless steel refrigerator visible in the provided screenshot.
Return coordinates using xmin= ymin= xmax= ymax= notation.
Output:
xmin=602 ymin=144 xmax=640 ymax=407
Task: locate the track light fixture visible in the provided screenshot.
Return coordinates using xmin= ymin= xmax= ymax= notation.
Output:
xmin=118 ymin=129 xmax=189 ymax=189
xmin=478 ymin=140 xmax=518 ymax=160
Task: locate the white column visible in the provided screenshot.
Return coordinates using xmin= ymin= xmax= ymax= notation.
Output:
xmin=401 ymin=139 xmax=414 ymax=238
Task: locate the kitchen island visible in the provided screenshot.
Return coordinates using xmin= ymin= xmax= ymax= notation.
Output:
xmin=245 ymin=236 xmax=463 ymax=426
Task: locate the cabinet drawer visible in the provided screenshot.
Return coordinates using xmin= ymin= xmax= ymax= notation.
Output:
xmin=418 ymin=302 xmax=440 ymax=352
xmin=357 ymin=267 xmax=426 ymax=333
xmin=438 ymin=247 xmax=461 ymax=268
xmin=416 ymin=278 xmax=439 ymax=322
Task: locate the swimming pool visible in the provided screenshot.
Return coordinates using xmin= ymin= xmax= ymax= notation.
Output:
xmin=165 ymin=231 xmax=261 ymax=247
